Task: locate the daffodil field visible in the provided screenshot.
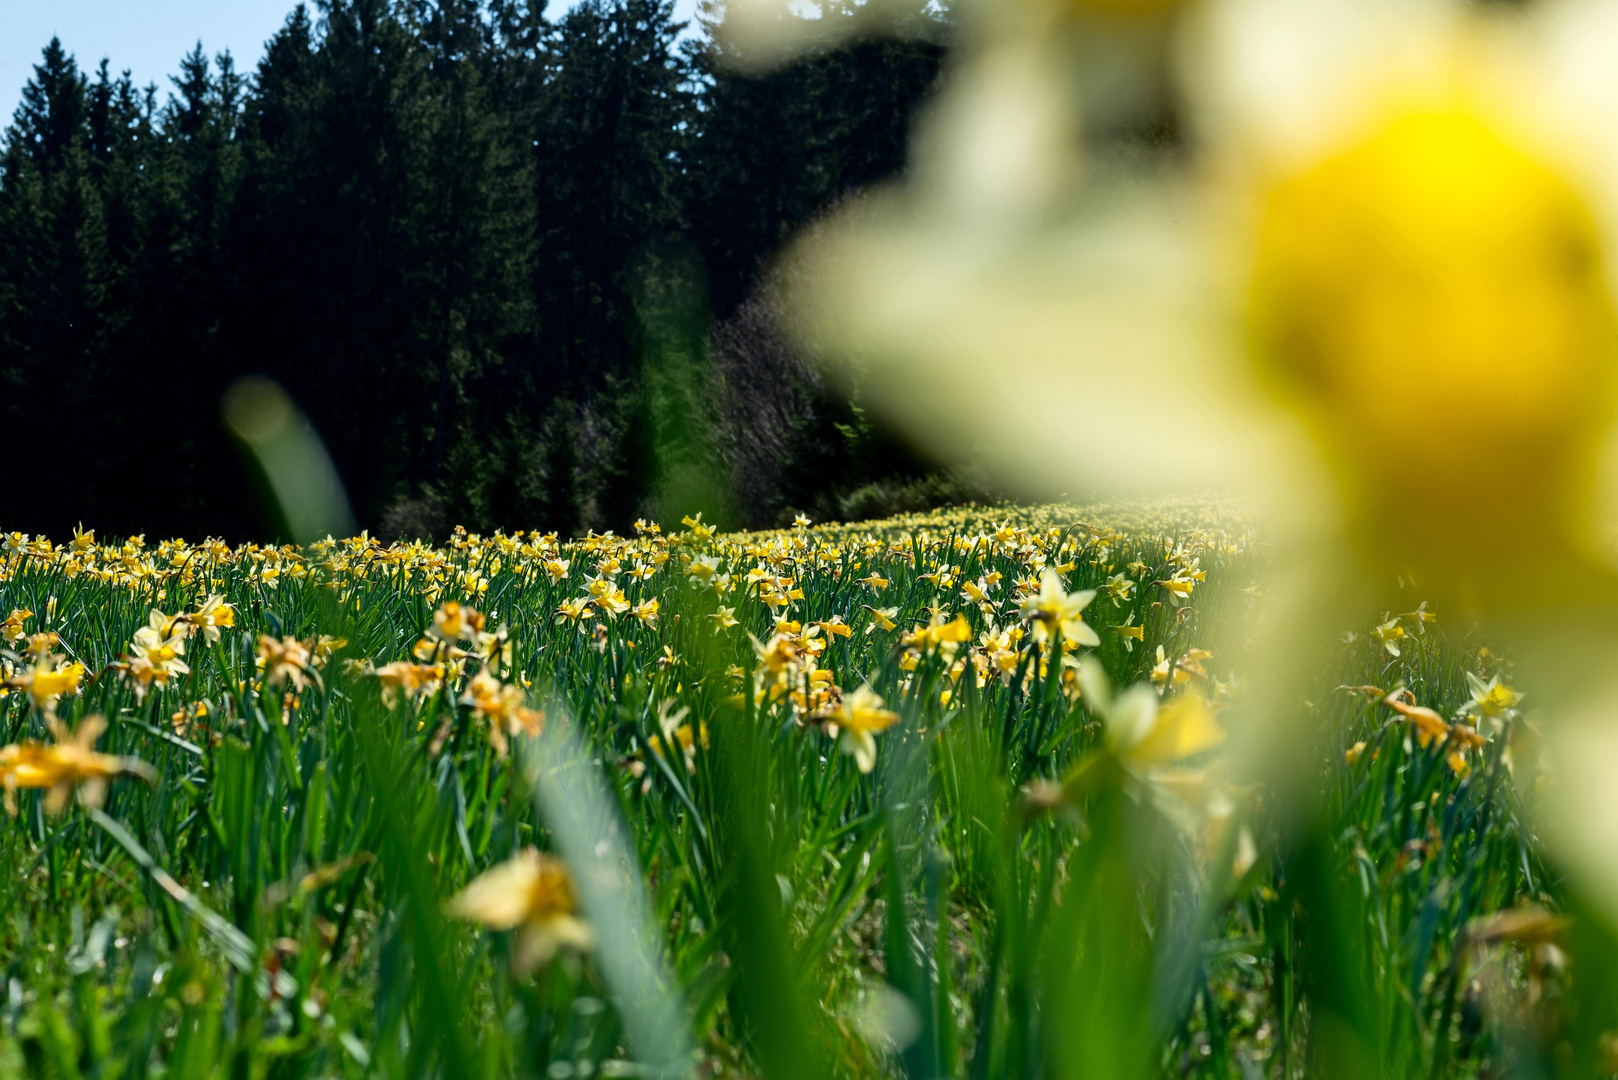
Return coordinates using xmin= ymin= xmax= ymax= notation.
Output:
xmin=0 ymin=504 xmax=1576 ymax=1079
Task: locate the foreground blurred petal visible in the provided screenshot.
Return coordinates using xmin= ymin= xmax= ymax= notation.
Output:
xmin=785 ymin=184 xmax=1280 ymax=501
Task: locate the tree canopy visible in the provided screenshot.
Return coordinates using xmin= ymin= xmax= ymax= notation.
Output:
xmin=0 ymin=0 xmax=950 ymax=540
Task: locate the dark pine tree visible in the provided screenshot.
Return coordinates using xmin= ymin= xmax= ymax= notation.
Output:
xmin=0 ymin=2 xmax=951 ymax=539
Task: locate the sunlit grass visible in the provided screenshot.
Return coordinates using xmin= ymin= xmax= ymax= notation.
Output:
xmin=0 ymin=504 xmax=1564 ymax=1078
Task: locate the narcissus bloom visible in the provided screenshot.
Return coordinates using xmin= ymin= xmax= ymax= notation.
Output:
xmin=832 ymin=684 xmax=901 ymax=773
xmin=1079 ymin=658 xmax=1225 ymax=772
xmin=461 ymin=667 xmax=544 ymax=757
xmin=595 ymin=587 xmax=630 ymax=618
xmin=1111 ymin=614 xmax=1145 ymax=652
xmin=648 ymin=699 xmax=707 ymax=773
xmin=1021 ymin=570 xmax=1099 ymax=646
xmin=8 ymin=655 xmax=86 ymax=712
xmin=0 ymin=715 xmax=154 ymax=815
xmin=1101 ymin=573 xmax=1135 ymax=602
xmin=1 ymin=608 xmax=30 ymax=643
xmin=448 ymin=848 xmax=593 ymax=975
xmin=430 ymin=601 xmax=483 ymax=643
xmin=863 ymin=605 xmax=899 ymax=633
xmin=1465 ymin=672 xmax=1523 ymax=733
xmin=681 ymin=513 xmax=715 ymax=540
xmin=1370 ymin=617 xmax=1406 ymax=658
xmin=631 ymin=599 xmax=660 ymax=627
xmin=121 ymin=608 xmax=192 ymax=702
xmin=258 ymin=635 xmax=316 ymax=691
xmin=372 ymin=660 xmax=442 ymax=707
xmin=555 ymin=597 xmax=593 ymax=627
xmin=189 ymin=594 xmax=235 ymax=644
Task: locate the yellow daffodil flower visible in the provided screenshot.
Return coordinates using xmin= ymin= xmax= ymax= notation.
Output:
xmin=1021 ymin=570 xmax=1099 ymax=646
xmin=448 ymin=848 xmax=593 ymax=975
xmin=0 ymin=715 xmax=154 ymax=816
xmin=8 ymin=655 xmax=87 ymax=712
xmin=863 ymin=606 xmax=899 ymax=633
xmin=1078 ymin=658 xmax=1225 ymax=773
xmin=831 ymin=684 xmax=901 ymax=773
xmin=372 ymin=660 xmax=443 ymax=707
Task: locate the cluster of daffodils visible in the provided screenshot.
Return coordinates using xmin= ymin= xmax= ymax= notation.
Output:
xmin=727 ymin=614 xmax=899 ymax=774
xmin=1 ymin=616 xmax=153 ymax=815
xmin=696 ymin=522 xmax=1229 ymax=775
xmin=1341 ymin=667 xmax=1525 ymax=781
xmin=0 ymin=502 xmax=1251 ymax=977
xmin=1341 ymin=605 xmax=1526 ymax=779
xmin=550 ymin=521 xmax=672 ymax=638
xmin=674 ymin=506 xmax=1244 ymax=775
xmin=2 ymin=528 xmax=239 ymax=595
xmin=368 ymin=601 xmax=542 ymax=758
xmin=733 ymin=614 xmax=864 ymax=757
xmin=0 ymin=502 xmax=1250 ymax=646
xmin=0 ymin=503 xmax=1251 ymax=772
xmin=111 ymin=596 xmax=235 ymax=702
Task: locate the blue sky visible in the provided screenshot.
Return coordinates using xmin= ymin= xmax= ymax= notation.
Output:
xmin=3 ymin=0 xmax=702 ymax=128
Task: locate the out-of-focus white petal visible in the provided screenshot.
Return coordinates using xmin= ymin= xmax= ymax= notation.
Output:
xmin=1538 ymin=693 xmax=1618 ymax=927
xmin=1178 ymin=0 xmax=1461 ymax=176
xmin=908 ymin=38 xmax=1080 ymax=222
xmin=1111 ymin=685 xmax=1161 ymax=750
xmin=785 ymin=180 xmax=1286 ymax=501
xmin=448 ymin=849 xmax=541 ymax=930
xmin=1526 ymin=0 xmax=1618 ymax=290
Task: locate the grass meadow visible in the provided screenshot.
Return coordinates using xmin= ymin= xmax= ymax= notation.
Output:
xmin=0 ymin=502 xmax=1576 ymax=1078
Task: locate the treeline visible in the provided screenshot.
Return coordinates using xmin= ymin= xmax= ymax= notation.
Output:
xmin=0 ymin=0 xmax=951 ymax=541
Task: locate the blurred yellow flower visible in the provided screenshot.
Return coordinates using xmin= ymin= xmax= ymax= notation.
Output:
xmin=372 ymin=660 xmax=442 ymax=707
xmin=904 ymin=612 xmax=973 ymax=652
xmin=832 ymin=684 xmax=901 ymax=774
xmin=430 ymin=601 xmax=483 ymax=642
xmin=1466 ymin=671 xmax=1523 ymax=733
xmin=1252 ymin=108 xmax=1617 ymax=580
xmin=648 ymin=699 xmax=706 ymax=773
xmin=461 ymin=667 xmax=544 ymax=757
xmin=1 ymin=608 xmax=30 ymax=643
xmin=448 ymin=848 xmax=593 ymax=975
xmin=1078 ymin=658 xmax=1225 ymax=772
xmin=258 ymin=635 xmax=316 ymax=691
xmin=0 ymin=715 xmax=154 ymax=816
